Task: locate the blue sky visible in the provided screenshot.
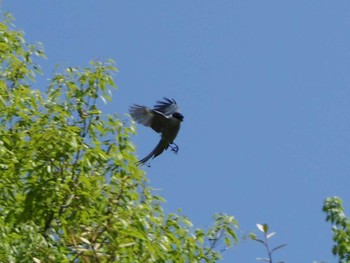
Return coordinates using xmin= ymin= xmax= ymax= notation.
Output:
xmin=3 ymin=1 xmax=350 ymax=262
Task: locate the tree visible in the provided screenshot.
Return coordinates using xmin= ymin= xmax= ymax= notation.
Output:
xmin=249 ymin=223 xmax=286 ymax=263
xmin=323 ymin=197 xmax=350 ymax=263
xmin=0 ymin=13 xmax=238 ymax=262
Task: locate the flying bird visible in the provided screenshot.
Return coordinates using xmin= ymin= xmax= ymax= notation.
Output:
xmin=129 ymin=98 xmax=184 ymax=165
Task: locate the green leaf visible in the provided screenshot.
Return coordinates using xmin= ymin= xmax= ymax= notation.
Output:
xmin=257 ymin=223 xmax=268 ymax=233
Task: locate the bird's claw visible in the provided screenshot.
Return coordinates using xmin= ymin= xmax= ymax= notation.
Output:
xmin=170 ymin=143 xmax=179 ymax=153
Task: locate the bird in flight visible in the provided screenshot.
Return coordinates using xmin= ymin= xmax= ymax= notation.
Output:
xmin=129 ymin=98 xmax=184 ymax=166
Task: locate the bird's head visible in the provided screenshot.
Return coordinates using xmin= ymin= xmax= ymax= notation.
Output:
xmin=173 ymin=112 xmax=184 ymax=121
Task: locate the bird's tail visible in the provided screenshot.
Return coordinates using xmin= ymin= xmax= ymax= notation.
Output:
xmin=136 ymin=139 xmax=169 ymax=166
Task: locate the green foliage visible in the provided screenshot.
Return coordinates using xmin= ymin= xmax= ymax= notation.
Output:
xmin=249 ymin=223 xmax=286 ymax=263
xmin=0 ymin=12 xmax=45 ymax=88
xmin=323 ymin=197 xmax=350 ymax=263
xmin=0 ymin=13 xmax=239 ymax=262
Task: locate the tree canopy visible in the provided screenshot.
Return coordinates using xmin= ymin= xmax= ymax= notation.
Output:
xmin=0 ymin=13 xmax=238 ymax=263
xmin=323 ymin=197 xmax=350 ymax=263
xmin=2 ymin=11 xmax=350 ymax=263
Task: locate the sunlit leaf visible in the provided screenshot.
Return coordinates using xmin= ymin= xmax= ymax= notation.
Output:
xmin=257 ymin=224 xmax=265 ymax=233
xmin=256 ymin=257 xmax=270 ymax=262
xmin=267 ymin=232 xmax=276 ymax=239
xmin=79 ymin=237 xmax=91 ymax=245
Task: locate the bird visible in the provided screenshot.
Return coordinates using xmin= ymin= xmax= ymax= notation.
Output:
xmin=129 ymin=97 xmax=184 ymax=165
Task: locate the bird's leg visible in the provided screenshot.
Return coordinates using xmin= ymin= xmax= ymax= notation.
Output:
xmin=169 ymin=143 xmax=179 ymax=153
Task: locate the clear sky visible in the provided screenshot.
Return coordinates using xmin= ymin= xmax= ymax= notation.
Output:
xmin=3 ymin=1 xmax=350 ymax=262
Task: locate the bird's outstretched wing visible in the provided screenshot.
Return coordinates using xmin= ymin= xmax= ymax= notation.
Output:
xmin=129 ymin=105 xmax=170 ymax=133
xmin=153 ymin=98 xmax=179 ymax=116
xmin=136 ymin=138 xmax=169 ymax=165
